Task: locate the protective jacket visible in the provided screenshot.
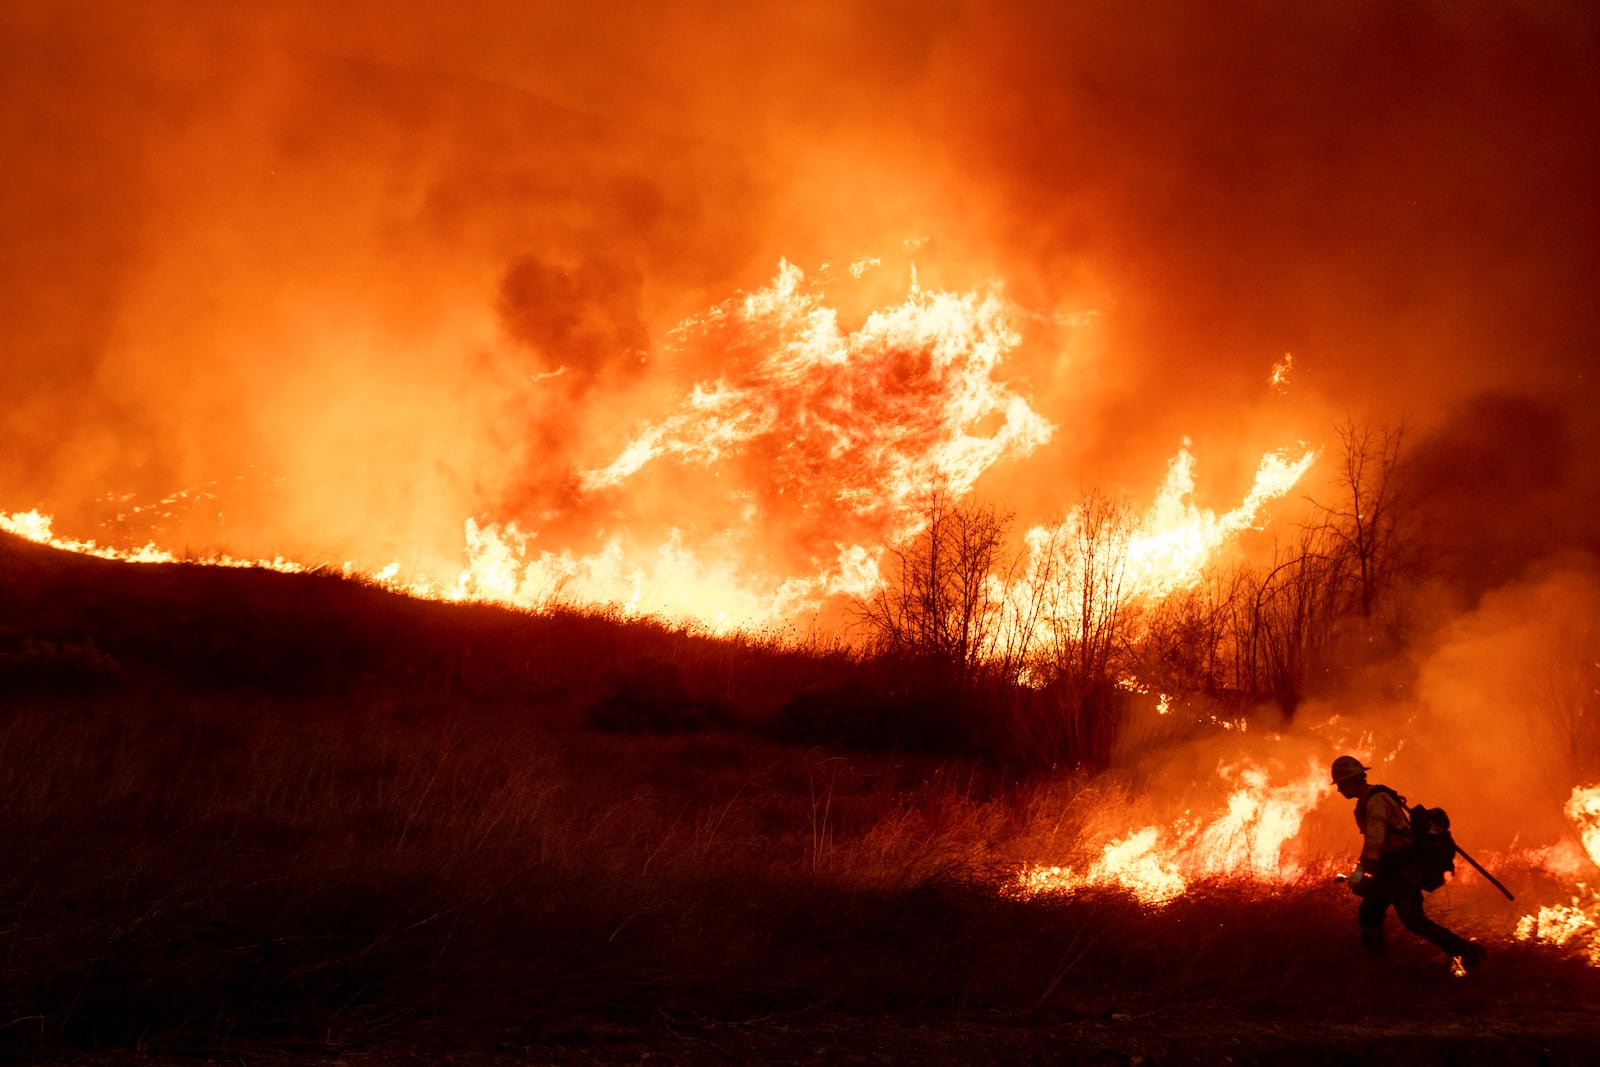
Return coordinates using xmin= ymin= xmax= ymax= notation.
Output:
xmin=1354 ymin=784 xmax=1413 ymax=872
xmin=1346 ymin=781 xmax=1478 ymax=965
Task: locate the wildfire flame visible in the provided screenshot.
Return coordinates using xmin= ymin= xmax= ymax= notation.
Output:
xmin=1270 ymin=353 xmax=1294 ymax=393
xmin=579 ymin=260 xmax=1051 ymax=518
xmin=1515 ymin=784 xmax=1600 ymax=964
xmin=1123 ymin=443 xmax=1316 ymax=599
xmin=3 ymin=259 xmax=1317 ymax=635
xmin=1016 ymin=769 xmax=1600 ymax=970
xmin=0 ymin=510 xmax=306 ymax=573
xmin=1016 ymin=759 xmax=1328 ymax=905
xmin=1567 ymin=783 xmax=1600 ymax=869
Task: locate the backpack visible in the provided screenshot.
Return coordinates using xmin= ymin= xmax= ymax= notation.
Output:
xmin=1365 ymin=785 xmax=1459 ymax=892
xmin=1405 ymin=803 xmax=1458 ymax=891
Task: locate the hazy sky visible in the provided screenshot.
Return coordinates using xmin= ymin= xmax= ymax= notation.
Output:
xmin=2 ymin=1 xmax=1595 ymax=593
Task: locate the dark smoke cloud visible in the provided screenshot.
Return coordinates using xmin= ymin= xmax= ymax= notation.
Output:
xmin=1407 ymin=391 xmax=1600 ymax=601
xmin=496 ymin=254 xmax=649 ymax=390
xmin=972 ymin=3 xmax=1597 ymax=491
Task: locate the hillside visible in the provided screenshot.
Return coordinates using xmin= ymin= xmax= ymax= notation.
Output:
xmin=2 ymin=534 xmax=1600 ymax=1065
xmin=0 ymin=529 xmax=859 ymax=725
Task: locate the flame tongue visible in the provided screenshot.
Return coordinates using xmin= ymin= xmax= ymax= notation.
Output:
xmin=583 ymin=261 xmax=1052 ymax=505
xmin=1513 ymin=785 xmax=1600 ymax=964
xmin=1567 ymin=784 xmax=1600 ymax=870
xmin=1124 ymin=444 xmax=1317 ymax=599
xmin=1017 ymin=759 xmax=1327 ymax=906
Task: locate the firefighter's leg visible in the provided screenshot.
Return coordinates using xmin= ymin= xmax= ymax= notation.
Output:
xmin=1356 ymin=892 xmax=1387 ymax=957
xmin=1392 ymin=888 xmax=1471 ymax=958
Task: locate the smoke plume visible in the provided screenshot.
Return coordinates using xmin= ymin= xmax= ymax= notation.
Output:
xmin=3 ymin=2 xmax=1595 ymax=614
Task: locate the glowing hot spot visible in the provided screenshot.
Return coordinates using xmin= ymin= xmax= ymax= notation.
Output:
xmin=1515 ymin=784 xmax=1600 ymax=964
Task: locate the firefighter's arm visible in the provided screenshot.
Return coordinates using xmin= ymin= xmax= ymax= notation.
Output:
xmin=1359 ymin=793 xmax=1391 ymax=871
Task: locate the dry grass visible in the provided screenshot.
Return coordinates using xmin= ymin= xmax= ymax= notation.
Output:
xmin=3 ymin=533 xmax=1600 ymax=1061
xmin=3 ymin=689 xmax=1596 ymax=1059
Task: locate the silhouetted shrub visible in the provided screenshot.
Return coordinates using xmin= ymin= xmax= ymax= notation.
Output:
xmin=770 ymin=666 xmax=976 ymax=755
xmin=985 ymin=679 xmax=1129 ymax=772
xmin=585 ymin=657 xmax=733 ymax=734
xmin=0 ymin=639 xmax=121 ymax=696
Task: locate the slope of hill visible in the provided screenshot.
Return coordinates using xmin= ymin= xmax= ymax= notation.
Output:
xmin=0 ymin=529 xmax=840 ymax=717
xmin=3 ymin=532 xmax=1600 ymax=1065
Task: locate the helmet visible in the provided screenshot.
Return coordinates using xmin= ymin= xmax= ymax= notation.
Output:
xmin=1331 ymin=755 xmax=1369 ymax=785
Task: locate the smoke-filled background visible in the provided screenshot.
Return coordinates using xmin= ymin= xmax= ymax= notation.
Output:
xmin=3 ymin=3 xmax=1599 ymax=836
xmin=5 ymin=0 xmax=1595 ymax=554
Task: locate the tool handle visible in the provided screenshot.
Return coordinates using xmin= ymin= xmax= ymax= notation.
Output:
xmin=1454 ymin=843 xmax=1515 ymax=901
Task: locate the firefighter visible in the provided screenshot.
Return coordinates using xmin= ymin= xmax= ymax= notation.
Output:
xmin=1331 ymin=755 xmax=1486 ymax=968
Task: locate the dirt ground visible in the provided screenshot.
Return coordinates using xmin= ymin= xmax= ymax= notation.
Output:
xmin=31 ymin=998 xmax=1600 ymax=1067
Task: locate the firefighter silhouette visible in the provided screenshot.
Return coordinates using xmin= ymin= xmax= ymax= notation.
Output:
xmin=1332 ymin=755 xmax=1485 ymax=969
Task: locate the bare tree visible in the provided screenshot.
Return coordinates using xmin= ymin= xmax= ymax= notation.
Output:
xmin=1010 ymin=490 xmax=1138 ymax=765
xmin=858 ymin=491 xmax=1012 ymax=691
xmin=988 ymin=524 xmax=1054 ymax=689
xmin=1133 ymin=566 xmax=1244 ymax=697
xmin=1240 ymin=529 xmax=1343 ymax=719
xmin=1064 ymin=489 xmax=1136 ymax=690
xmin=1310 ymin=418 xmax=1416 ymax=628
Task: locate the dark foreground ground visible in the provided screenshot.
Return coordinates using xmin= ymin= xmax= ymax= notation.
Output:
xmin=4 ymin=534 xmax=1599 ymax=1066
xmin=7 ymin=706 xmax=1595 ymax=1067
xmin=30 ymin=1002 xmax=1600 ymax=1067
